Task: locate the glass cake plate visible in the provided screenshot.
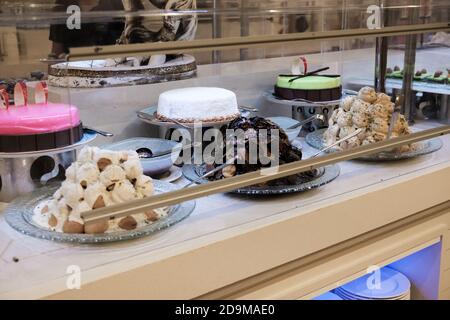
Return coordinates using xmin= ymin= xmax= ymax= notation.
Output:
xmin=306 ymin=128 xmax=443 ymax=161
xmin=5 ymin=180 xmax=195 ymax=244
xmin=137 ymin=106 xmax=251 ymax=128
xmin=182 ymin=163 xmax=340 ymax=195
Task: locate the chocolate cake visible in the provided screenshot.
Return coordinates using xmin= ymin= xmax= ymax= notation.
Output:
xmin=207 ymin=116 xmax=318 ymax=186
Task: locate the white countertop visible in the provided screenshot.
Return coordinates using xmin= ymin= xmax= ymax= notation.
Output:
xmin=1 ymin=120 xmax=450 ymax=299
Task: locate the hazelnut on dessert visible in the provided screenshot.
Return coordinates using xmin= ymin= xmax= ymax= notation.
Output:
xmin=145 ymin=210 xmax=159 ymax=222
xmin=85 ymin=220 xmax=109 ymax=234
xmin=97 ymin=158 xmax=112 ymax=171
xmin=222 ymin=165 xmax=237 ymax=178
xmin=118 ymin=216 xmax=138 ymax=231
xmin=48 ymin=214 xmax=58 ymax=228
xmin=85 ymin=182 xmax=109 ymax=209
xmin=92 ymin=196 xmax=106 ymax=209
xmin=63 ymin=221 xmax=84 ymax=234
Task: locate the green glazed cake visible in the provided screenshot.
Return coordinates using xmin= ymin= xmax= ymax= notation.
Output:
xmin=274 ymin=75 xmax=342 ymax=102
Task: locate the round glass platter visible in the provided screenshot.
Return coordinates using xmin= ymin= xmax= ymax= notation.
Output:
xmin=182 ymin=164 xmax=340 ymax=195
xmin=306 ymin=129 xmax=443 ymax=162
xmin=5 ymin=180 xmax=195 ymax=244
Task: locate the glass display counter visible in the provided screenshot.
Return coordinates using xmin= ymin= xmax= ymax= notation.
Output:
xmin=0 ymin=0 xmax=450 ymax=300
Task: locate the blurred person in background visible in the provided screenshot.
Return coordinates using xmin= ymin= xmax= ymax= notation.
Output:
xmin=49 ymin=0 xmax=124 ymax=58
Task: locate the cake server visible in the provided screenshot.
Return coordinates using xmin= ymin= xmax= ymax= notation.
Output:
xmin=287 ymin=114 xmax=325 ymax=130
xmin=309 ymin=128 xmax=363 ymax=158
xmin=387 ymin=96 xmax=402 ymax=139
xmin=183 ymin=156 xmax=239 ymax=188
xmin=83 ymin=126 xmax=114 ymax=137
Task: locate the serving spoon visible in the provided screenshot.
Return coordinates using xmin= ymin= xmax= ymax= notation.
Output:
xmin=83 ymin=126 xmax=114 ymax=137
xmin=287 ymin=114 xmax=325 ymax=130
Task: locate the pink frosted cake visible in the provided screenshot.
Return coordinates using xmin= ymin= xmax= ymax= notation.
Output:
xmin=0 ymin=82 xmax=83 ymax=152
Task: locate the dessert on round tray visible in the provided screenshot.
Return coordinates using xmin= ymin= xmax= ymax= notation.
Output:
xmin=206 ymin=117 xmax=314 ymax=184
xmin=182 ymin=116 xmax=340 ymax=195
xmin=306 ymin=87 xmax=443 ymax=161
xmin=32 ymin=146 xmax=168 ymax=235
xmin=274 ymin=58 xmax=342 ymax=102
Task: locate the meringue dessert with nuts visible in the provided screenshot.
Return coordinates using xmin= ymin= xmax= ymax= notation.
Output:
xmin=33 ymin=146 xmax=168 ymax=234
xmin=324 ymin=87 xmax=413 ymax=152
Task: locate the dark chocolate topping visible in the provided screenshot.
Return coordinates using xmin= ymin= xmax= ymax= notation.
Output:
xmin=0 ymin=123 xmax=83 ymax=153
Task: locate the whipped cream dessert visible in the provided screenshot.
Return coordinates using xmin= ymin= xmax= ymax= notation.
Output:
xmin=33 ymin=146 xmax=167 ymax=234
xmin=156 ymin=87 xmax=240 ymax=123
xmin=324 ymin=87 xmax=413 ymax=152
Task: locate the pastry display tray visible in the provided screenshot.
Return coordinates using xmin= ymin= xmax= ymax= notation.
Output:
xmin=348 ymin=78 xmax=450 ymax=95
xmin=5 ymin=180 xmax=195 ymax=244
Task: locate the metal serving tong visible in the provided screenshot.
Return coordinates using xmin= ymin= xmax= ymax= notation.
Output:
xmin=287 ymin=114 xmax=325 ymax=130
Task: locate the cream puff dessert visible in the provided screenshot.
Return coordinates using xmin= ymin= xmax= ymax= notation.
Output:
xmin=324 ymin=87 xmax=413 ymax=153
xmin=33 ymin=146 xmax=168 ymax=234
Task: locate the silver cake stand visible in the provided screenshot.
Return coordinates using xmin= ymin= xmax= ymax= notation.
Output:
xmin=137 ymin=106 xmax=252 ymax=139
xmin=48 ymin=54 xmax=197 ymax=89
xmin=0 ymin=132 xmax=97 ymax=202
xmin=263 ymin=89 xmax=357 ymax=131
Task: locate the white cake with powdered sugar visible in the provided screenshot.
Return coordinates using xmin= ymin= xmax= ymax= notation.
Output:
xmin=156 ymin=87 xmax=240 ymax=123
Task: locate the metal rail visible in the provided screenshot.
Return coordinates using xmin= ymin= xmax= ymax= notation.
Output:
xmin=82 ymin=125 xmax=450 ymax=224
xmin=69 ymin=22 xmax=450 ymax=61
